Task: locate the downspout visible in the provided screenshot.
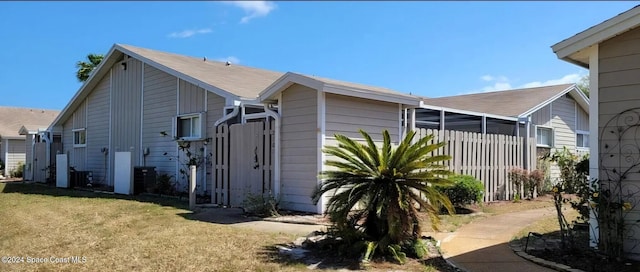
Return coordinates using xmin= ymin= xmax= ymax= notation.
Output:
xmin=30 ymin=133 xmax=36 ymax=180
xmin=214 ymin=106 xmax=239 ymax=127
xmin=263 ymin=104 xmax=281 ymax=199
xmin=41 ymin=130 xmax=52 ymax=181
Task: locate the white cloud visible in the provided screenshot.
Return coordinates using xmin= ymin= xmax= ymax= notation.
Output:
xmin=472 ymin=73 xmax=585 ymax=94
xmin=216 ymin=56 xmax=240 ymax=64
xmin=518 ymin=73 xmax=583 ymax=89
xmin=168 ymin=28 xmax=212 ymax=38
xmin=223 ymin=1 xmax=276 ymax=23
xmin=480 ymin=75 xmax=494 ymax=82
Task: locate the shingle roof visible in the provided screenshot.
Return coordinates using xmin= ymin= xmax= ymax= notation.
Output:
xmin=119 ymin=44 xmax=286 ymax=99
xmin=304 ymin=74 xmax=417 ymax=99
xmin=423 ymin=84 xmax=576 ymax=117
xmin=0 ymin=106 xmax=60 ymax=138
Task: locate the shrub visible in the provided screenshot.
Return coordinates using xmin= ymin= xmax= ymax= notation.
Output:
xmin=436 ymin=175 xmax=484 ymax=207
xmin=154 ymin=173 xmax=177 ymax=195
xmin=242 ymin=192 xmax=279 ymax=217
xmin=10 ymin=161 xmax=24 ymax=178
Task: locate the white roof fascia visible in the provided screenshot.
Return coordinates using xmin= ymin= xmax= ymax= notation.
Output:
xmin=258 ymin=72 xmax=325 ymax=102
xmin=322 ymin=84 xmax=421 ymax=106
xmin=552 ymin=6 xmax=640 ymax=62
xmin=518 ymin=85 xmax=588 ymax=118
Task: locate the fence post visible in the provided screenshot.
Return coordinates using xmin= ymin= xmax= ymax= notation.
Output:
xmin=189 ymin=165 xmax=196 ymax=210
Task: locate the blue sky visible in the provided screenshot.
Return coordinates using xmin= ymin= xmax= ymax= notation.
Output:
xmin=1 ymin=1 xmax=637 ymax=110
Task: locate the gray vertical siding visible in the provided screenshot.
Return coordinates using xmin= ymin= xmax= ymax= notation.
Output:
xmin=530 ymin=104 xmax=551 ymax=128
xmin=86 ymin=74 xmax=111 ymax=184
xmin=280 ymin=84 xmax=318 ymax=212
xmin=179 ymin=80 xmax=206 ymax=114
xmin=551 ymin=95 xmax=577 ymax=150
xmin=72 ymin=99 xmax=87 ymax=170
xmin=176 ymin=80 xmax=207 ymax=190
xmin=141 ymin=65 xmax=178 ymax=177
xmin=576 ymin=107 xmax=588 ymax=131
xmin=111 ymin=58 xmax=143 ymax=180
xmin=325 ymin=93 xmax=399 ymax=142
xmin=599 ymin=27 xmax=640 ymax=256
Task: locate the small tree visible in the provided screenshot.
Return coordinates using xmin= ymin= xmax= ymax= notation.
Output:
xmin=76 ymin=54 xmax=104 ymax=82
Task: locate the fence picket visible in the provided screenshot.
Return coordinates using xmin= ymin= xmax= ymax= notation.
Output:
xmin=416 ymin=129 xmax=535 ymax=202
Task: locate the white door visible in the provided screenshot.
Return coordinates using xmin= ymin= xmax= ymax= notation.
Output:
xmin=114 ymin=152 xmax=132 ymax=195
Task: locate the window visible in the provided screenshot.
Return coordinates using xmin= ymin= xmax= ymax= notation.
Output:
xmin=536 ymin=126 xmax=553 ymax=147
xmin=73 ymin=128 xmax=86 ymax=147
xmin=176 ymin=113 xmax=203 ymax=140
xmin=577 ymin=131 xmax=589 ymax=148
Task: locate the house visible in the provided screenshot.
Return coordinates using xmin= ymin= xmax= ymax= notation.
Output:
xmin=420 ymin=84 xmax=590 ymax=180
xmin=0 ymin=106 xmax=59 ymax=178
xmin=46 ymin=44 xmax=422 ymax=213
xmin=552 ymin=5 xmax=640 ymax=260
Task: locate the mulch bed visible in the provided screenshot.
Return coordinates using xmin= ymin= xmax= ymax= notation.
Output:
xmin=514 ymin=230 xmax=639 ymax=272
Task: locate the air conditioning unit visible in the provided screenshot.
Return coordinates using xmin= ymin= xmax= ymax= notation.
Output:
xmin=133 ymin=167 xmax=156 ymax=195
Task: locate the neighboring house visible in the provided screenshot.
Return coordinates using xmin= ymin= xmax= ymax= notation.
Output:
xmin=0 ymin=106 xmax=59 ymax=177
xmin=552 ymin=5 xmax=640 ymax=260
xmin=47 ymin=44 xmax=421 ymax=213
xmin=421 ymin=84 xmax=590 ymax=180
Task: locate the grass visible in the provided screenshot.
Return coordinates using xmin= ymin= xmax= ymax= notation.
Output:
xmin=0 ymin=182 xmax=558 ymax=272
xmin=0 ymin=182 xmax=306 ymax=272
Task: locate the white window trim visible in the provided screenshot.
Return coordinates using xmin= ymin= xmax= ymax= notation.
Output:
xmin=535 ymin=125 xmax=554 ymax=148
xmin=175 ymin=113 xmax=205 ymax=141
xmin=576 ymin=129 xmax=589 ymax=149
xmin=72 ymin=128 xmax=87 ymax=148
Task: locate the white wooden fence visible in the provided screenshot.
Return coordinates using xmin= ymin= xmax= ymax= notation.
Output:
xmin=417 ymin=129 xmax=536 ymax=202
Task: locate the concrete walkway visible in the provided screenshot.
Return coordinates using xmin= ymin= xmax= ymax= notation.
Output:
xmin=190 ymin=207 xmax=326 ymax=237
xmin=440 ymin=207 xmax=557 ymax=272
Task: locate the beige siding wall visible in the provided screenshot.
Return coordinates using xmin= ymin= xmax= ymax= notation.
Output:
xmin=142 ymin=65 xmax=177 ymax=179
xmin=599 ymin=27 xmax=640 ymax=256
xmin=4 ymin=139 xmax=26 ymax=177
xmin=86 ymin=74 xmax=111 ymax=184
xmin=111 ymin=58 xmax=143 ymax=182
xmin=325 ymin=93 xmax=399 ymax=143
xmin=280 ymin=84 xmax=318 ymax=212
xmin=546 ymin=95 xmax=577 ymax=181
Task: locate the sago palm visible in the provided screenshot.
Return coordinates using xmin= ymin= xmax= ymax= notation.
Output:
xmin=312 ymin=129 xmax=454 ymax=261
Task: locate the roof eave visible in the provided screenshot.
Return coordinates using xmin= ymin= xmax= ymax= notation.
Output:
xmin=49 ymin=45 xmax=121 ymax=129
xmin=518 ymin=84 xmax=589 ymax=118
xmin=552 ymin=5 xmax=640 ymax=64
